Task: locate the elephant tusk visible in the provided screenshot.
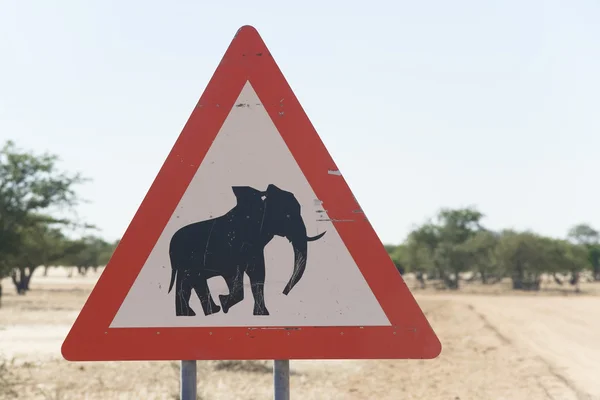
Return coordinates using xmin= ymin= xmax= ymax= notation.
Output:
xmin=306 ymin=231 xmax=326 ymax=242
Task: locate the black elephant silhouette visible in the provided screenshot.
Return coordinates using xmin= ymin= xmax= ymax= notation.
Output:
xmin=167 ymin=184 xmax=326 ymax=317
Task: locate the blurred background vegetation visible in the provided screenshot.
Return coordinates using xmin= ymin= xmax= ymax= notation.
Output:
xmin=0 ymin=140 xmax=117 ymax=305
xmin=385 ymin=208 xmax=599 ymax=291
xmin=1 ymin=139 xmax=598 ymax=306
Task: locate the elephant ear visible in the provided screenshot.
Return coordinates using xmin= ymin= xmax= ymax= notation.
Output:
xmin=232 ymin=186 xmax=264 ymax=206
xmin=266 ymin=184 xmax=283 ymax=195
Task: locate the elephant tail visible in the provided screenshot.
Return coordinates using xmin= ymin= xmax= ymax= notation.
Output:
xmin=167 ymin=268 xmax=176 ymax=293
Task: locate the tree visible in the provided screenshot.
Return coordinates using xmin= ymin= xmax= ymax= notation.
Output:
xmin=384 ymin=244 xmax=407 ymax=275
xmin=568 ymin=224 xmax=599 ymax=245
xmin=496 ymin=230 xmax=548 ymax=290
xmin=493 ymin=231 xmax=587 ymax=291
xmin=404 ymin=207 xmax=485 ymax=289
xmin=405 ymin=223 xmax=439 ymax=287
xmin=0 ymin=140 xmax=88 ymax=300
xmin=61 ymin=235 xmax=116 ymax=276
xmin=536 ymin=237 xmax=589 ymax=291
xmin=568 ymin=224 xmax=600 ymax=280
xmin=590 ymin=245 xmax=600 ymax=281
xmin=8 ymin=220 xmax=72 ymax=294
xmin=461 ymin=230 xmax=503 ymax=284
xmin=558 ymin=240 xmax=589 ymax=292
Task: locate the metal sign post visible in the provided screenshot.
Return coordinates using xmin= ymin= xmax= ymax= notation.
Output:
xmin=273 ymin=359 xmax=290 ymax=400
xmin=180 ymin=360 xmax=197 ymax=400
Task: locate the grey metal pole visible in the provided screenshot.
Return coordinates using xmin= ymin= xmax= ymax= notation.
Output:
xmin=180 ymin=360 xmax=197 ymax=400
xmin=273 ymin=359 xmax=290 ymax=400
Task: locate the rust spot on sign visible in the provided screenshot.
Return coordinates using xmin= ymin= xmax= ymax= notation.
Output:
xmin=247 ymin=327 xmax=301 ymax=331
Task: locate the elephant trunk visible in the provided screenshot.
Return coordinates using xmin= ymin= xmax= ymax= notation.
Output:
xmin=282 ymin=221 xmax=325 ymax=295
xmin=283 ymin=238 xmax=307 ymax=295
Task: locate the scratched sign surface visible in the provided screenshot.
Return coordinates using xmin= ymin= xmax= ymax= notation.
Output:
xmin=61 ymin=25 xmax=441 ymax=361
xmin=111 ymin=81 xmax=390 ymax=328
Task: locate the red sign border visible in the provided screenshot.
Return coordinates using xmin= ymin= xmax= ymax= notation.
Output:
xmin=61 ymin=25 xmax=441 ymax=361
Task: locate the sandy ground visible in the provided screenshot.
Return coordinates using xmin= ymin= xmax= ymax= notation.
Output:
xmin=1 ymin=268 xmax=599 ymax=400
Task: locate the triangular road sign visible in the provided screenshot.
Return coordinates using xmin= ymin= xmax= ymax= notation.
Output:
xmin=61 ymin=25 xmax=441 ymax=361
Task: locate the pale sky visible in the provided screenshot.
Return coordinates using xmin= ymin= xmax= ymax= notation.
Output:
xmin=1 ymin=1 xmax=598 ymax=245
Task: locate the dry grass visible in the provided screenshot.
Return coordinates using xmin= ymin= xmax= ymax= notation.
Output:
xmin=1 ymin=268 xmax=599 ymax=399
xmin=401 ymin=273 xmax=600 ymax=297
xmin=1 ymin=358 xmax=21 ymax=399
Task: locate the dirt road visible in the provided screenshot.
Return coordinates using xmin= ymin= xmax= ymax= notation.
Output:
xmin=447 ymin=295 xmax=600 ymax=400
xmin=1 ymin=270 xmax=599 ymax=399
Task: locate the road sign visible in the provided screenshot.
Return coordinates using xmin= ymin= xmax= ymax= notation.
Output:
xmin=61 ymin=25 xmax=441 ymax=361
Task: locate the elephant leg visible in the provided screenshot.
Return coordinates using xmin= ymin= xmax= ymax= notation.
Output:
xmin=247 ymin=258 xmax=269 ymax=316
xmin=175 ymin=273 xmax=196 ymax=316
xmin=219 ymin=269 xmax=245 ymax=314
xmin=193 ymin=279 xmax=221 ymax=316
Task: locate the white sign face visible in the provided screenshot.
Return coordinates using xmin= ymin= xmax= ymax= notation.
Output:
xmin=110 ymin=81 xmax=391 ymax=328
